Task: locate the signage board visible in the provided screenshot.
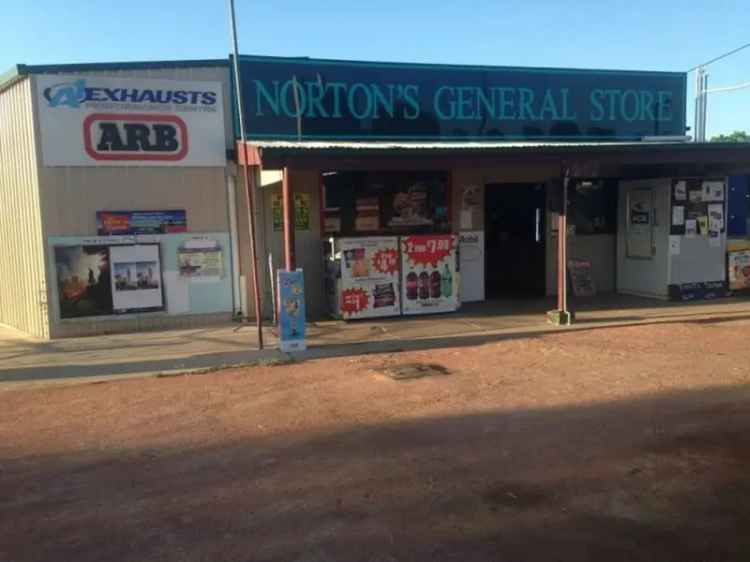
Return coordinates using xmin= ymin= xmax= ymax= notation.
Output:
xmin=401 ymin=234 xmax=459 ymax=315
xmin=278 ymin=269 xmax=306 ymax=352
xmin=338 ymin=237 xmax=401 ymax=319
xmin=97 ymin=210 xmax=187 ymax=235
xmin=237 ymin=55 xmax=686 ymax=141
xmin=36 ymin=75 xmax=225 ymax=166
xmin=728 ymin=250 xmax=750 ymax=291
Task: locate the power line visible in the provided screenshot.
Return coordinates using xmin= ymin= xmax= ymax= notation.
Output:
xmin=688 ymin=41 xmax=750 ymax=72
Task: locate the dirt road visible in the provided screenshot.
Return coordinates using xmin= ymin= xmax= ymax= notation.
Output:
xmin=2 ymin=315 xmax=750 ymax=561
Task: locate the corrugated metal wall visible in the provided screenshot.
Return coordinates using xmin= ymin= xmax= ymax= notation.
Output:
xmin=0 ymin=78 xmax=49 ymax=338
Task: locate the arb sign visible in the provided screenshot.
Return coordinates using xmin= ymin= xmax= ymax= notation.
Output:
xmin=36 ymin=75 xmax=225 ymax=167
xmin=83 ymin=113 xmax=189 ymax=161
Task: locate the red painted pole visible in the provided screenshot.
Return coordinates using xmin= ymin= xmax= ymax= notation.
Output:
xmin=282 ymin=166 xmax=295 ymax=271
xmin=241 ymin=144 xmax=264 ymax=349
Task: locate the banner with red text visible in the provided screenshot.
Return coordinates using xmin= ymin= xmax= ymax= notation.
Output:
xmin=401 ymin=234 xmax=459 ymax=315
xmin=339 ymin=237 xmax=400 ymax=319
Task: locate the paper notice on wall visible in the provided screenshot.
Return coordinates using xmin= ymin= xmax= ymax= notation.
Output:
xmin=685 ymin=219 xmax=697 ymax=238
xmin=672 ymin=205 xmax=685 ymax=226
xmin=702 ymin=180 xmax=725 ymax=202
xmin=674 ymin=180 xmax=687 ymax=201
xmin=698 ymin=216 xmax=709 ymax=237
xmin=669 ymin=235 xmax=681 ymax=256
xmin=460 ymin=209 xmax=473 ymax=230
xmin=708 ymin=204 xmax=724 ymax=230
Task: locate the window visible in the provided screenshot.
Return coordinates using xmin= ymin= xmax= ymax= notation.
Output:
xmin=322 ymin=171 xmax=450 ymax=236
xmin=570 ymin=179 xmax=618 ymax=235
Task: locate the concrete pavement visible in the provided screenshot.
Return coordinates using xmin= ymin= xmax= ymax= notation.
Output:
xmin=2 ymin=294 xmax=749 ymax=389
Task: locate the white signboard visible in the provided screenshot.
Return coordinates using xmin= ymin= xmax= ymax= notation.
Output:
xmin=36 ymin=74 xmax=225 ymax=167
xmin=459 ymin=231 xmax=485 ymax=303
xmin=110 ymin=244 xmax=164 ymax=311
xmin=339 ymin=237 xmax=400 ymax=319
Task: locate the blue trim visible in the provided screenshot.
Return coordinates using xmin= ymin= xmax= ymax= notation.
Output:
xmin=237 ymin=53 xmax=686 ymax=78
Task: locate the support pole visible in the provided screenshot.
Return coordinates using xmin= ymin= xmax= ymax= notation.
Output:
xmin=548 ymin=167 xmax=573 ymax=326
xmin=282 ymin=166 xmax=296 ymax=271
xmin=228 ymin=0 xmax=264 ymax=349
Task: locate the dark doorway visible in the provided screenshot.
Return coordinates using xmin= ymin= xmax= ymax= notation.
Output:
xmin=485 ymin=183 xmax=546 ymax=297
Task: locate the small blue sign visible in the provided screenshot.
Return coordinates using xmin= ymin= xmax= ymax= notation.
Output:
xmin=278 ymin=269 xmax=306 ymax=352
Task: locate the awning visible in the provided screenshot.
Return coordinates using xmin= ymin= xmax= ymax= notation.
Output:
xmin=237 ymin=140 xmax=750 ymax=179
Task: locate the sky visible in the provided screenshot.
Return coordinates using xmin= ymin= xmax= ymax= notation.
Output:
xmin=2 ymin=0 xmax=749 ymax=138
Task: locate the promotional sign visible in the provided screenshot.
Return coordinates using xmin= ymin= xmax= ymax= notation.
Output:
xmin=401 ymin=234 xmax=459 ymax=315
xmin=109 ymin=244 xmax=164 ymax=312
xmin=97 ymin=210 xmax=187 ymax=235
xmin=54 ymin=245 xmax=113 ymax=319
xmin=278 ymin=269 xmax=306 ymax=352
xmin=728 ymin=250 xmax=750 ymax=291
xmin=177 ymin=238 xmax=224 ymax=281
xmin=272 ymin=193 xmax=311 ymax=231
xmin=36 ymin=75 xmax=225 ymax=166
xmin=458 ymin=231 xmax=485 ymax=303
xmin=238 ymin=55 xmax=686 ymax=141
xmin=567 ymin=258 xmax=597 ymax=297
xmin=339 ymin=237 xmax=400 ymax=319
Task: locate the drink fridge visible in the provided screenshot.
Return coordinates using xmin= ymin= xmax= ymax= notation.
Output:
xmin=401 ymin=234 xmax=459 ymax=315
xmin=326 ymin=236 xmax=401 ymax=319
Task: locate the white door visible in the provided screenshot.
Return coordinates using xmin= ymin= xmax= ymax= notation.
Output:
xmin=617 ymin=179 xmax=670 ymax=297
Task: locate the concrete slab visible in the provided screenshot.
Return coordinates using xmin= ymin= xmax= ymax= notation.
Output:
xmin=1 ymin=294 xmax=749 ymax=389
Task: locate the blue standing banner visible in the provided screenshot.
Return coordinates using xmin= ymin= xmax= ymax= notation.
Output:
xmin=277 ymin=269 xmax=306 ymax=352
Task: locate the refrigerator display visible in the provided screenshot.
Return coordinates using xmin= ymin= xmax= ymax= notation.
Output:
xmin=337 ymin=237 xmax=401 ymax=319
xmin=401 ymin=234 xmax=459 ymax=315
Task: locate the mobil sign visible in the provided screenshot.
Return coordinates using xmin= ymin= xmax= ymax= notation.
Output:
xmin=36 ymin=74 xmax=225 ymax=167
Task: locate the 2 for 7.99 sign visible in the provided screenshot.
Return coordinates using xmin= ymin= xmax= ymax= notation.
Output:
xmin=402 ymin=235 xmax=455 ymax=267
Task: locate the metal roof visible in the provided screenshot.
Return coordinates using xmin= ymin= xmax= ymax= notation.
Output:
xmin=0 ymin=59 xmax=229 ymax=93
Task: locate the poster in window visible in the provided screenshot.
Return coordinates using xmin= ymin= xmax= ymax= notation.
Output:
xmin=109 ymin=244 xmax=164 ymax=312
xmin=272 ymin=193 xmax=311 ymax=231
xmin=54 ymin=245 xmax=114 ymax=319
xmin=626 ymin=188 xmax=653 ymax=259
xmin=177 ymin=239 xmax=224 ymax=282
xmin=728 ymin=250 xmax=750 ymax=290
xmin=702 ymin=180 xmax=725 ymax=202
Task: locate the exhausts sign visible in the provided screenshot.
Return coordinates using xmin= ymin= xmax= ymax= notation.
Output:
xmin=36 ymin=75 xmax=225 ymax=166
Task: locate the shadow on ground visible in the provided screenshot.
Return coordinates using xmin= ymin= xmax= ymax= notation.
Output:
xmin=2 ymin=383 xmax=750 ymax=562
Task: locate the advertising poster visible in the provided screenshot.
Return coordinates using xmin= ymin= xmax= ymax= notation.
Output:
xmin=339 ymin=237 xmax=400 ymax=319
xmin=728 ymin=250 xmax=750 ymax=291
xmin=401 ymin=234 xmax=459 ymax=315
xmin=278 ymin=269 xmax=306 ymax=352
xmin=177 ymin=238 xmax=224 ymax=282
xmin=458 ymin=231 xmax=485 ymax=303
xmin=272 ymin=193 xmax=311 ymax=231
xmin=109 ymin=244 xmax=164 ymax=312
xmin=97 ymin=210 xmax=187 ymax=235
xmin=36 ymin=75 xmax=225 ymax=167
xmin=54 ymin=245 xmax=113 ymax=319
xmin=567 ymin=258 xmax=596 ymax=297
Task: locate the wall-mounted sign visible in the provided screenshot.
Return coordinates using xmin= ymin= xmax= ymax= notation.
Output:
xmin=278 ymin=269 xmax=306 ymax=352
xmin=109 ymin=244 xmax=164 ymax=312
xmin=97 ymin=210 xmax=187 ymax=235
xmin=177 ymin=238 xmax=224 ymax=282
xmin=272 ymin=193 xmax=311 ymax=231
xmin=36 ymin=75 xmax=225 ymax=166
xmin=237 ymin=55 xmax=686 ymax=141
xmin=54 ymin=245 xmax=114 ymax=319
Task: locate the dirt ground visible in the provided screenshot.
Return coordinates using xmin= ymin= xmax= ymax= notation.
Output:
xmin=2 ymin=315 xmax=750 ymax=562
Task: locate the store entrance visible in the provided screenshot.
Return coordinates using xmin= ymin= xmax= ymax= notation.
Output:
xmin=485 ymin=183 xmax=546 ymax=297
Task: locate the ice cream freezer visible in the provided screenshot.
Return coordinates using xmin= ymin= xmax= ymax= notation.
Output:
xmin=325 ymin=234 xmax=460 ymax=319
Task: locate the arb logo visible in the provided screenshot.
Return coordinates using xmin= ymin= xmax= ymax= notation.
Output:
xmin=83 ymin=113 xmax=189 ymax=161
